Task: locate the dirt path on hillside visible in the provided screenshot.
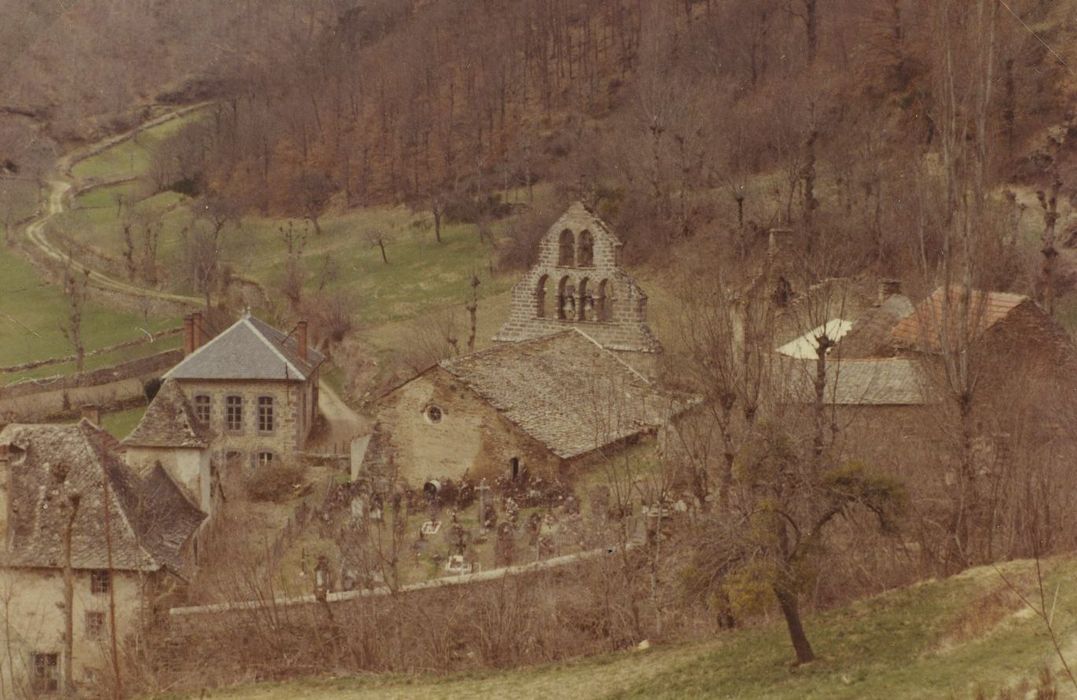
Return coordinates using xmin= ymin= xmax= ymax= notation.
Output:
xmin=21 ymin=103 xmax=210 ymax=306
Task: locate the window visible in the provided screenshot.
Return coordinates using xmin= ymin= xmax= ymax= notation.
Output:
xmin=90 ymin=570 xmax=110 ymax=595
xmin=577 ymin=230 xmax=594 ymax=267
xmin=257 ymin=396 xmax=274 ymax=432
xmin=85 ymin=612 xmax=105 ymax=640
xmin=558 ymin=229 xmax=575 ymax=266
xmin=425 ymin=405 xmax=443 ymax=424
xmin=30 ymin=653 xmax=58 ymax=694
xmin=225 ymin=395 xmax=243 ymax=431
xmin=194 ymin=394 xmax=210 ymax=424
xmin=256 ymin=451 xmax=275 ymax=467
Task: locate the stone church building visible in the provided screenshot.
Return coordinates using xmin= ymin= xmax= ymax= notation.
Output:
xmin=494 ymin=202 xmax=661 ymax=356
xmin=356 ymin=203 xmax=688 ymax=485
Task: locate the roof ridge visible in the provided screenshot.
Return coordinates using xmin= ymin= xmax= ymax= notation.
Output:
xmin=241 ymin=317 xmax=305 ymax=379
xmin=79 ymin=421 xmax=163 ymax=570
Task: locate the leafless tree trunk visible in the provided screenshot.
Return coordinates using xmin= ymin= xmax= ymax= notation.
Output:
xmin=62 ymin=494 xmax=80 ymax=696
xmin=60 ymin=258 xmax=90 ymax=374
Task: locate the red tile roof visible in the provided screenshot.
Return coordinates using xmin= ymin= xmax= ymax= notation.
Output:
xmin=889 ymin=287 xmax=1029 ymax=352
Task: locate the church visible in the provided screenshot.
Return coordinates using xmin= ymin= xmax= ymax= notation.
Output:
xmin=355 ymin=202 xmax=688 ymax=485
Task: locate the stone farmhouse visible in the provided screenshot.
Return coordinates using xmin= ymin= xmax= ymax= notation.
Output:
xmin=157 ymin=311 xmax=325 ymax=470
xmin=0 ymin=420 xmax=204 ymax=695
xmin=494 ymin=202 xmax=662 ymax=357
xmin=778 ymin=285 xmax=1076 ymax=487
xmin=359 ymin=329 xmax=690 ymax=485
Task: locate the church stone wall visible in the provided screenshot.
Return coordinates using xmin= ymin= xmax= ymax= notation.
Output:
xmin=494 ymin=202 xmax=661 ymax=354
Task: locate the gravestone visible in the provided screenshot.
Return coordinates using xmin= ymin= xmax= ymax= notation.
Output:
xmin=495 ymin=522 xmax=515 ymax=567
xmin=444 ymin=554 xmax=472 ymax=574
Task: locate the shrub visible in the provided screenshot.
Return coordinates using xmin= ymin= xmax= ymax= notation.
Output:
xmin=244 ymin=463 xmax=305 ymax=503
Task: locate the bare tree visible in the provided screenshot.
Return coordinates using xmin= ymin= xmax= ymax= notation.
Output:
xmin=59 ymin=257 xmax=91 ymax=374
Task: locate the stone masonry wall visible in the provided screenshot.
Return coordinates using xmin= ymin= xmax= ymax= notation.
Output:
xmin=377 ymin=369 xmax=561 ymax=485
xmin=494 ymin=202 xmax=662 ymax=353
xmin=174 ymin=377 xmax=316 ymax=469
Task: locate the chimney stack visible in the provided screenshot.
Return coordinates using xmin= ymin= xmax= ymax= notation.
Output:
xmin=297 ymin=320 xmax=308 ymax=363
xmin=183 ymin=315 xmax=194 ymax=356
xmin=878 ymin=279 xmax=902 ymax=303
xmin=80 ymin=405 xmax=101 ymax=426
xmin=192 ymin=311 xmax=204 ymax=351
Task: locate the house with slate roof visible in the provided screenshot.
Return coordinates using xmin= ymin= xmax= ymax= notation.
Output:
xmin=357 ymin=328 xmax=692 ymax=484
xmin=0 ymin=419 xmax=205 ymax=694
xmin=160 ymin=311 xmax=324 ymax=470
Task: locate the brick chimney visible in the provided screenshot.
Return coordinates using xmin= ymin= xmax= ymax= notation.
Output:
xmin=297 ymin=320 xmax=308 ymax=363
xmin=192 ymin=311 xmax=204 ymax=350
xmin=183 ymin=314 xmax=194 ymax=355
xmin=80 ymin=405 xmax=101 ymax=426
xmin=878 ymin=279 xmax=902 ymax=303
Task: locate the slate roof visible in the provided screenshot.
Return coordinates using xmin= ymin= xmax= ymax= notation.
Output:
xmin=890 ymin=288 xmax=1029 ymax=352
xmin=782 ymin=357 xmax=936 ymax=406
xmin=439 ymin=329 xmax=693 ymax=459
xmin=164 ymin=313 xmax=324 ymax=382
xmin=836 ymin=294 xmax=914 ymax=358
xmin=122 ymin=379 xmax=210 ymax=448
xmin=0 ymin=420 xmax=205 ymax=576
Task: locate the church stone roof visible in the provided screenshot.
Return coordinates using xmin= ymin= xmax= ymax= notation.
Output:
xmin=122 ymin=379 xmax=210 ymax=449
xmin=0 ymin=420 xmax=205 ymax=576
xmin=440 ymin=329 xmax=691 ymax=459
xmin=165 ymin=313 xmax=324 ymax=382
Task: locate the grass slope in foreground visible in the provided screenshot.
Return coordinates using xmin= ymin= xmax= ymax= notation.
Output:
xmin=167 ymin=557 xmax=1077 ymax=700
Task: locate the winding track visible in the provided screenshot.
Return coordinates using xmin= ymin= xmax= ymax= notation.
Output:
xmin=23 ymin=103 xmax=211 ymax=306
xmin=22 ymin=102 xmax=367 ymax=437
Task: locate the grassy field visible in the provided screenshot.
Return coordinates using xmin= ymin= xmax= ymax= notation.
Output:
xmin=0 ymin=244 xmax=179 ymax=380
xmin=100 ymin=405 xmax=146 ymax=440
xmin=166 ymin=557 xmax=1077 ymax=700
xmin=70 ymin=112 xmax=198 ymax=182
xmin=57 ymin=188 xmax=515 ymax=325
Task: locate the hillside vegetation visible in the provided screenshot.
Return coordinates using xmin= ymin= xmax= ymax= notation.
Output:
xmin=171 ymin=557 xmax=1077 ymax=700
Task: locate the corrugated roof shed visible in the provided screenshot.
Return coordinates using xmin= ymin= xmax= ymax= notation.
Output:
xmin=165 ymin=313 xmax=324 ymax=382
xmin=439 ymin=329 xmax=693 ymax=459
xmin=0 ymin=420 xmax=205 ymax=576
